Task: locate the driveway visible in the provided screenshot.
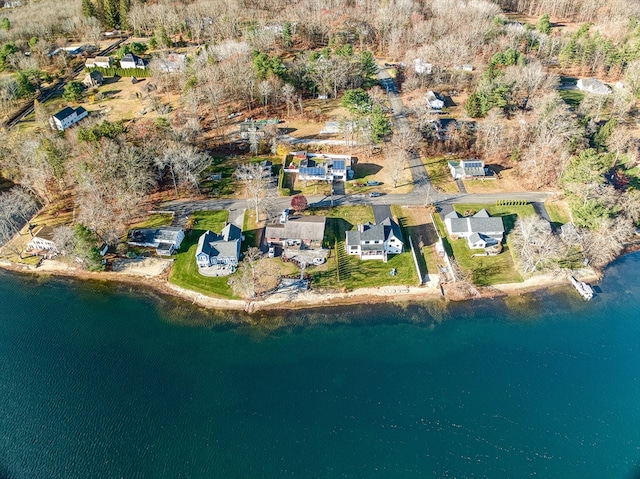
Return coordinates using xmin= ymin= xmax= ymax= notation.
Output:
xmin=372 ymin=204 xmax=392 ymax=223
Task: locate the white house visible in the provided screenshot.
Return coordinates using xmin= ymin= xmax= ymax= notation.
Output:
xmin=49 ymin=106 xmax=89 ymax=131
xmin=444 ymin=209 xmax=504 ymax=249
xmin=128 ymin=227 xmax=184 ymax=255
xmin=448 ymin=159 xmax=486 ymax=180
xmin=426 ymin=91 xmax=444 ymax=111
xmin=85 ymin=56 xmax=112 ymax=69
xmin=83 ymin=70 xmax=104 ymax=88
xmin=577 ymin=78 xmax=611 ymax=95
xmin=414 ymin=58 xmax=433 ymax=75
xmin=195 ymin=223 xmax=243 ymax=276
xmin=346 ymin=217 xmax=404 ymax=262
xmin=26 ymin=226 xmax=58 ymax=258
xmin=284 ymin=152 xmax=356 ymax=182
xmin=120 ymin=53 xmax=146 ymax=69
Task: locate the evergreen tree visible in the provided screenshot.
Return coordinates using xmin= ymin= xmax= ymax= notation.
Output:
xmin=0 ymin=18 xmax=10 ymax=31
xmin=119 ymin=0 xmax=129 ymax=30
xmin=81 ymin=0 xmax=96 ymax=19
xmin=536 ymin=14 xmax=552 ymax=35
xmin=103 ymin=0 xmax=119 ymax=29
xmin=282 ymin=21 xmax=292 ymax=48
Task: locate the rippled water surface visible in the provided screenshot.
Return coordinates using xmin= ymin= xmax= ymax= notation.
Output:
xmin=1 ymin=254 xmax=639 ymax=478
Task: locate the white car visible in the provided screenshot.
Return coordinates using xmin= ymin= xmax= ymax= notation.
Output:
xmin=312 ymin=257 xmax=326 ymax=265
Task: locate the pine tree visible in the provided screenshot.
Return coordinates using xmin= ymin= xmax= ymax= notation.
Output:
xmin=81 ymin=0 xmax=96 ymax=18
xmin=103 ymin=0 xmax=120 ymax=29
xmin=119 ymin=0 xmax=129 ymax=30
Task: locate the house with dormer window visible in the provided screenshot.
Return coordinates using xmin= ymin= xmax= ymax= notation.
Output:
xmin=345 ymin=217 xmax=404 ymax=262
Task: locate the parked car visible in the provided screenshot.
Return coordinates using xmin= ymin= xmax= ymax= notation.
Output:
xmin=268 ymin=246 xmax=275 ymax=258
xmin=369 ymin=191 xmax=381 ymax=197
xmin=312 ymin=257 xmax=326 ymax=265
xmin=366 ymin=180 xmax=381 ymax=186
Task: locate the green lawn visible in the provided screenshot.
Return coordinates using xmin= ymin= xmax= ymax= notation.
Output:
xmin=168 ymin=210 xmax=236 ymax=298
xmin=307 ymin=204 xmax=418 ymax=290
xmin=545 ymin=201 xmax=572 ymax=226
xmin=311 ymin=250 xmax=417 ymax=290
xmin=424 ymin=156 xmax=459 ymax=193
xmin=310 ymin=205 xmax=375 ymax=247
xmin=558 ymin=88 xmax=584 ymax=108
xmin=449 ymin=239 xmax=522 ymax=286
xmin=129 ymin=213 xmax=174 ymax=229
xmin=438 ymin=203 xmax=536 ymax=285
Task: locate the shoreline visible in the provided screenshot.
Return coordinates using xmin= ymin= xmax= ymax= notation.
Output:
xmin=0 ymin=255 xmax=604 ymax=314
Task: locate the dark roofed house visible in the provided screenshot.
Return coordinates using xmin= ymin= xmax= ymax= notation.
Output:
xmin=50 ymin=106 xmax=89 ymax=131
xmin=265 ymin=215 xmax=326 ymax=248
xmin=195 ymin=223 xmax=243 ymax=276
xmin=444 ymin=209 xmax=504 ymax=249
xmin=346 ymin=217 xmax=404 ymax=262
xmin=128 ymin=227 xmax=185 ymax=255
xmin=448 ymin=159 xmax=486 ymax=180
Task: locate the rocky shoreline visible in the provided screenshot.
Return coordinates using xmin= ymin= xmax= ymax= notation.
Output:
xmin=0 ymin=255 xmax=603 ymax=314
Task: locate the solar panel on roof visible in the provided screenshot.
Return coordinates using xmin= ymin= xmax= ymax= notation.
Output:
xmin=299 ymin=167 xmax=326 ymax=177
xmin=333 ymin=160 xmax=345 ymax=170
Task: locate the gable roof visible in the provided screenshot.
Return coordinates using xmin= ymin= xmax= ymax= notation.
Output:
xmin=346 ymin=217 xmax=403 ymax=246
xmin=196 ymin=224 xmax=242 ymax=260
xmin=52 ymin=106 xmax=76 ymax=121
xmin=265 ymin=215 xmax=326 ymax=241
xmin=445 ymin=210 xmax=505 ymax=235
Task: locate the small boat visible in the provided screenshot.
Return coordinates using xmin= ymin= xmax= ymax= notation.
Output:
xmin=570 ymin=275 xmax=594 ymax=301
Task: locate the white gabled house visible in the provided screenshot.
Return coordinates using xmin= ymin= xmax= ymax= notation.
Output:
xmin=195 ymin=223 xmax=243 ymax=276
xmin=50 ymin=106 xmax=89 ymax=131
xmin=346 ymin=217 xmax=404 ymax=262
xmin=120 ymin=53 xmax=146 ymax=69
xmin=444 ymin=209 xmax=504 ymax=249
xmin=448 ymin=159 xmax=486 ymax=180
xmin=576 ymin=78 xmax=611 ymax=95
xmin=26 ymin=226 xmax=58 ymax=258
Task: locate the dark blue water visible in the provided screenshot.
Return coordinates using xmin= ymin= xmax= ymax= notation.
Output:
xmin=1 ymin=254 xmax=640 ymax=479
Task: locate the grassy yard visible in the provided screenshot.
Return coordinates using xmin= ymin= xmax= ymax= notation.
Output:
xmin=449 ymin=239 xmax=522 ymax=286
xmin=242 ymin=209 xmax=261 ymax=251
xmin=558 ymin=89 xmax=584 ymax=108
xmin=423 ymin=156 xmax=459 ymax=193
xmin=311 ymin=250 xmax=417 ymax=290
xmin=437 ymin=203 xmax=537 ymax=286
xmin=129 ymin=213 xmax=174 ymax=229
xmin=168 ymin=210 xmax=236 ymax=298
xmin=310 ymin=205 xmax=375 ymax=247
xmin=307 ymin=204 xmax=418 ymax=290
xmin=545 ymin=200 xmax=572 ymax=227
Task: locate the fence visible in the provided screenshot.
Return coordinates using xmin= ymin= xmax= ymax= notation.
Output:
xmin=408 ymin=236 xmax=425 ymax=285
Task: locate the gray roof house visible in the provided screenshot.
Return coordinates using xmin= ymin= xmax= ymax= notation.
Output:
xmin=195 ymin=223 xmax=243 ymax=276
xmin=83 ymin=70 xmax=104 ymax=88
xmin=448 ymin=159 xmax=486 ymax=180
xmin=265 ymin=215 xmax=326 ymax=248
xmin=346 ymin=217 xmax=404 ymax=262
xmin=444 ymin=209 xmax=504 ymax=249
xmin=128 ymin=227 xmax=185 ymax=255
xmin=577 ymin=78 xmax=611 ymax=95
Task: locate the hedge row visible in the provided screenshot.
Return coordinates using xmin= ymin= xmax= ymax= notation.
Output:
xmin=85 ymin=66 xmax=150 ymax=78
xmin=495 ymin=200 xmax=529 ymax=206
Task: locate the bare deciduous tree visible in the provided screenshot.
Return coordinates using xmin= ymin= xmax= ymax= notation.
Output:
xmin=511 ymin=215 xmax=563 ymax=273
xmin=235 ymin=163 xmax=276 ymax=220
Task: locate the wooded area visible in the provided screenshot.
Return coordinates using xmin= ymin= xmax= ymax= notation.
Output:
xmin=0 ymin=0 xmax=639 ymax=272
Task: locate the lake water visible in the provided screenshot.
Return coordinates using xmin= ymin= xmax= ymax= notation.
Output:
xmin=1 ymin=254 xmax=639 ymax=478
